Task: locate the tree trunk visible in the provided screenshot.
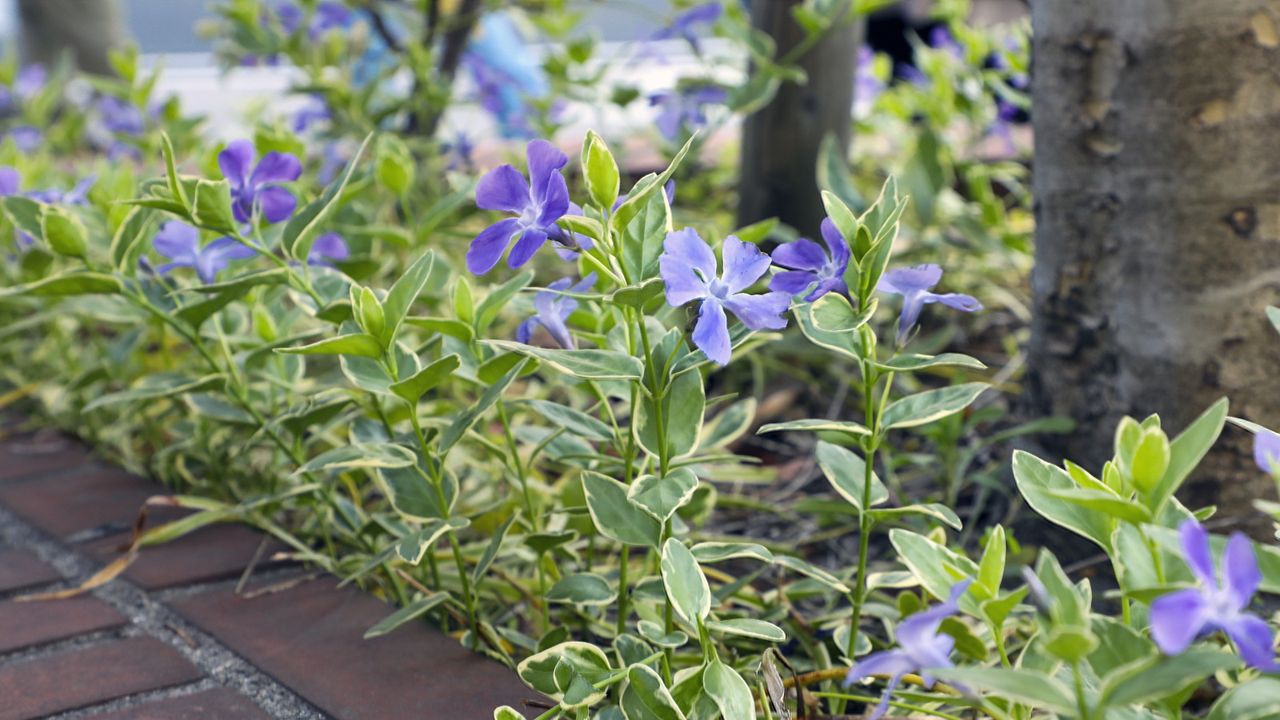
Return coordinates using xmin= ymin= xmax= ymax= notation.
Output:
xmin=17 ymin=0 xmax=127 ymax=76
xmin=737 ymin=3 xmax=858 ymax=238
xmin=1027 ymin=0 xmax=1280 ymax=529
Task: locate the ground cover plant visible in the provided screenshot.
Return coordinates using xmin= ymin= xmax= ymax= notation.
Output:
xmin=4 ymin=2 xmax=1280 ymax=719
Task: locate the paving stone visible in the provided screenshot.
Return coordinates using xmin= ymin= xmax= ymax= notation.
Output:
xmin=86 ymin=523 xmax=282 ymax=590
xmin=0 ymin=470 xmax=159 ymax=538
xmin=174 ymin=577 xmax=538 ymax=719
xmin=0 ymin=548 xmax=60 ymax=593
xmin=85 ymin=688 xmax=270 ymax=719
xmin=0 ymin=637 xmax=202 ymax=720
xmin=0 ymin=431 xmax=90 ymax=482
xmin=0 ymin=595 xmax=127 ymax=654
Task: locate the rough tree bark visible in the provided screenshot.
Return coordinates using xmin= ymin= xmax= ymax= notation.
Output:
xmin=737 ymin=2 xmax=858 ymax=238
xmin=1028 ymin=1 xmax=1280 ymax=527
xmin=17 ymin=0 xmax=127 ymax=76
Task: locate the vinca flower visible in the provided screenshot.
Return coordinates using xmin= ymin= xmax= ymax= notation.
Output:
xmin=650 ymin=2 xmax=722 ymax=53
xmin=7 ymin=126 xmax=40 ymax=153
xmin=28 ymin=176 xmax=96 ymax=205
xmin=877 ymin=265 xmax=981 ymax=345
xmin=517 ymin=273 xmax=596 ymax=350
xmin=770 ymin=218 xmax=850 ymax=301
xmin=1253 ymin=429 xmax=1280 ymax=473
xmin=308 ymin=232 xmax=349 ymax=266
xmin=845 ymin=580 xmax=973 ymax=720
xmin=97 ymin=97 xmax=144 ymax=135
xmin=0 ymin=64 xmax=46 ymax=112
xmin=1150 ymin=519 xmax=1278 ymax=670
xmin=660 ymin=229 xmax=790 ymax=365
xmin=153 ymin=221 xmax=256 ymax=284
xmin=468 ymin=139 xmax=571 ymax=274
xmin=464 ymin=14 xmax=547 ymax=138
xmin=0 ymin=167 xmax=19 ymax=197
xmin=854 ymin=46 xmax=885 ymax=117
xmin=650 ymin=86 xmax=726 ymax=141
xmin=218 ymin=140 xmax=302 ymax=224
xmin=292 ymin=96 xmax=330 ymax=133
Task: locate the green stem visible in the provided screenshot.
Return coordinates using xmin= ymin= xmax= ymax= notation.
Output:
xmin=848 ymin=361 xmax=879 ymax=658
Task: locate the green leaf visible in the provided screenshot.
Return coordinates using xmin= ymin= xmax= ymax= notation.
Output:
xmin=637 ymin=620 xmax=688 ymax=649
xmin=278 ymin=333 xmax=383 ymax=358
xmin=1207 ymin=678 xmax=1280 ymax=720
xmin=581 ymin=471 xmax=661 ymax=547
xmin=876 ymin=353 xmax=987 ymax=372
xmin=620 ymin=186 xmax=672 ymax=283
xmin=295 ymin=443 xmax=417 ymax=475
xmin=41 ymin=205 xmax=88 ymax=257
xmin=286 ymin=133 xmax=371 ymax=261
xmin=610 ymin=277 xmax=666 ymax=309
xmin=795 ymin=301 xmax=866 ymax=361
xmin=614 ymin=135 xmax=693 ymax=231
xmin=698 ymin=398 xmax=755 ymax=450
xmin=395 ymin=518 xmax=470 ymax=564
xmin=475 ymin=269 xmax=534 ymax=332
xmin=486 ymin=341 xmax=643 ymax=380
xmin=976 ymin=526 xmax=1006 ymax=597
xmin=929 ymin=667 xmax=1074 ymax=714
xmin=816 ymin=441 xmax=887 ymax=511
xmin=0 ymin=271 xmax=121 ymax=298
xmin=1148 ymin=398 xmax=1227 ymax=512
xmin=390 ymin=354 xmax=460 ymax=405
xmin=706 ymin=618 xmax=786 ymax=642
xmin=583 ymin=130 xmax=620 ymax=210
xmin=380 ymin=251 xmax=435 ymax=347
xmin=882 ymin=383 xmax=988 ymax=430
xmin=661 ymin=538 xmax=711 ymax=627
xmin=190 ymin=179 xmax=237 ymax=232
xmin=363 ymin=593 xmax=449 ymax=639
xmin=378 ymin=463 xmax=456 ymax=521
xmin=1102 ymin=648 xmax=1241 ymax=707
xmin=188 ymin=267 xmax=290 ymax=294
xmin=1047 ymin=487 xmax=1152 ymax=524
xmin=811 ymin=293 xmax=875 ymax=333
xmin=691 ymin=542 xmax=774 ymax=564
xmin=773 ymin=554 xmax=851 ymax=593
xmin=1013 ymin=450 xmax=1114 ymax=550
xmin=629 ymin=469 xmax=699 ymax=523
xmin=175 ymin=286 xmax=252 ymax=329
xmin=517 ymin=642 xmax=612 ymax=706
xmin=637 ymin=369 xmax=705 ymax=459
xmin=621 ymin=664 xmax=687 ymax=720
xmin=703 ymin=659 xmax=755 ymax=720
xmin=84 ymin=373 xmax=225 ymax=412
xmin=757 ymin=418 xmax=870 ymax=440
xmin=867 ymin=503 xmax=963 ymax=530
xmin=888 ymin=529 xmax=979 ymax=612
xmin=523 ymin=399 xmax=613 ymax=441
xmin=494 ymin=707 xmax=527 ymax=720
xmin=439 ymin=358 xmax=527 ymax=455
xmin=472 ymin=512 xmax=517 ymax=585
xmin=547 ymin=573 xmax=616 ymax=606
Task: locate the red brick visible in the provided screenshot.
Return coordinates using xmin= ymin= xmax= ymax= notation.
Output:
xmin=86 ymin=524 xmax=283 ymax=591
xmin=0 ymin=596 xmax=127 ymax=654
xmin=0 ymin=548 xmax=60 ymax=593
xmin=0 ymin=470 xmax=158 ymax=538
xmin=0 ymin=431 xmax=91 ymax=482
xmin=85 ymin=688 xmax=269 ymax=719
xmin=173 ymin=577 xmax=538 ymax=719
xmin=0 ymin=637 xmax=202 ymax=719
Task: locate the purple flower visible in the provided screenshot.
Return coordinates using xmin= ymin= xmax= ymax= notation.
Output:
xmin=649 ymin=86 xmax=726 ymax=141
xmin=312 ymin=2 xmax=353 ymax=37
xmin=845 ymin=581 xmax=972 ymax=720
xmin=153 ymin=221 xmax=256 ymax=284
xmin=218 ymin=140 xmax=302 ymax=224
xmin=292 ymin=95 xmax=330 ymax=133
xmin=274 ymin=1 xmax=303 ymax=33
xmin=7 ymin=126 xmax=40 ymax=153
xmin=660 ymin=229 xmax=790 ymax=366
xmin=517 ymin=273 xmax=596 ymax=350
xmin=14 ymin=64 xmax=47 ymax=99
xmin=770 ymin=218 xmax=850 ymax=302
xmin=854 ymin=46 xmax=884 ymax=115
xmin=308 ymin=232 xmax=349 ymax=266
xmin=0 ymin=167 xmax=20 ymax=197
xmin=468 ymin=139 xmax=571 ymax=274
xmin=1150 ymin=520 xmax=1277 ymax=670
xmin=986 ymin=99 xmax=1020 ymax=158
xmin=1255 ymin=429 xmax=1280 ymax=473
xmin=443 ymin=132 xmax=475 ymax=172
xmin=877 ymin=265 xmax=981 ymax=345
xmin=97 ymin=96 xmax=145 ymax=135
xmin=929 ymin=26 xmax=963 ymax=58
xmin=28 ymin=176 xmax=96 ymax=205
xmin=650 ymin=2 xmax=722 ymax=52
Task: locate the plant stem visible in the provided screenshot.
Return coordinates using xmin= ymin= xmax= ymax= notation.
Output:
xmin=848 ymin=360 xmax=878 ymax=658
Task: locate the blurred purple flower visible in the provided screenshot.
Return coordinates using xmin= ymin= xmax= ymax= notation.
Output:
xmin=1151 ymin=519 xmax=1278 ymax=670
xmin=878 ymin=264 xmax=981 ymax=345
xmin=468 ymin=139 xmax=571 ymax=274
xmin=1254 ymin=429 xmax=1280 ymax=473
xmin=517 ymin=273 xmax=596 ymax=349
xmin=986 ymin=99 xmax=1020 ymax=157
xmin=0 ymin=167 xmax=19 ymax=196
xmin=28 ymin=176 xmax=95 ymax=205
xmin=97 ymin=96 xmax=145 ymax=135
xmin=770 ymin=218 xmax=850 ymax=302
xmin=855 ymin=46 xmax=884 ymax=113
xmin=308 ymin=232 xmax=349 ymax=266
xmin=8 ymin=126 xmax=40 ymax=153
xmin=660 ymin=229 xmax=790 ymax=365
xmin=443 ymin=132 xmax=475 ymax=172
xmin=153 ymin=221 xmax=257 ymax=284
xmin=14 ymin=64 xmax=46 ymax=98
xmin=845 ymin=580 xmax=972 ymax=720
xmin=650 ymin=2 xmax=721 ymax=53
xmin=218 ymin=139 xmax=302 ymax=224
xmin=650 ymin=85 xmax=726 ymax=141
xmin=292 ymin=95 xmax=330 ymax=133
xmin=929 ymin=26 xmax=963 ymax=58
xmin=463 ymin=14 xmax=547 ymax=139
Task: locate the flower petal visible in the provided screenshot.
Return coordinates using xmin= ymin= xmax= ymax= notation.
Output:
xmin=0 ymin=166 xmax=19 ymax=196
xmin=724 ymin=291 xmax=790 ymax=331
xmin=1150 ymin=588 xmax=1210 ymax=655
xmin=845 ymin=650 xmax=915 ymax=687
xmin=507 ymin=227 xmax=548 ymax=268
xmin=309 ymin=232 xmax=350 ymax=263
xmin=1254 ymin=429 xmax=1280 ymax=473
xmin=692 ymin=298 xmax=730 ymax=365
xmin=1179 ymin=519 xmax=1216 ymax=587
xmin=1222 ymin=613 xmax=1279 ymax=670
xmin=771 ymin=238 xmax=827 ymax=272
xmin=476 ymin=164 xmax=530 ymax=213
xmin=534 ymin=169 xmax=570 ymax=227
xmin=804 ymin=276 xmax=847 ymax=302
xmin=769 ymin=269 xmax=818 ymax=296
xmin=879 ymin=264 xmax=942 ymax=295
xmin=820 ymin=217 xmax=851 ymax=270
xmin=720 ymin=236 xmax=771 ymax=294
xmin=927 ymin=292 xmax=983 ymax=313
xmin=896 ymin=291 xmax=926 ymax=345
xmin=218 ymin=140 xmax=256 ymax=187
xmin=1222 ymin=533 xmax=1262 ymax=610
xmin=250 ymin=151 xmax=302 ymax=185
xmin=466 ymin=217 xmax=520 ymax=274
xmin=257 ymin=186 xmax=298 ymax=224
xmin=203 ymin=236 xmax=257 ymax=263
xmin=153 ymin=221 xmax=199 ymax=261
xmin=661 ymin=228 xmax=717 ymax=305
xmin=515 ymin=316 xmax=539 ymax=345
xmin=525 ymin=139 xmax=568 ymax=201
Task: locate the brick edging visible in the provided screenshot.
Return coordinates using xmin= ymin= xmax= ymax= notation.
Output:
xmin=0 ymin=420 xmax=538 ymax=719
